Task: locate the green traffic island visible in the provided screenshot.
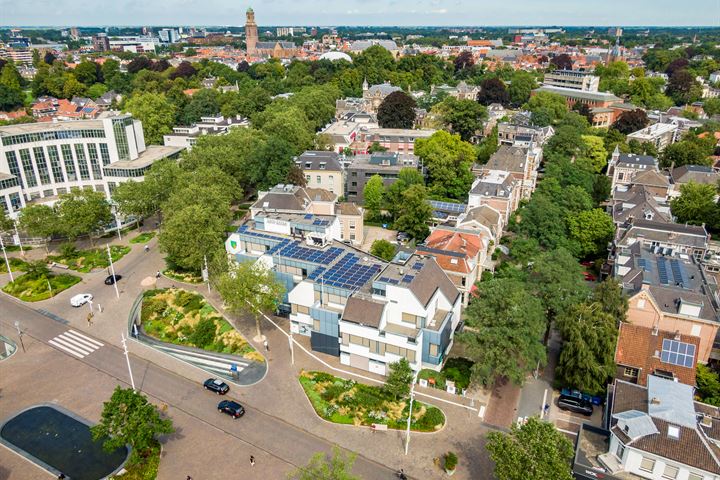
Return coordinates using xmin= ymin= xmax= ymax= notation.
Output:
xmin=298 ymin=370 xmax=446 ymax=432
xmin=140 ymin=288 xmax=264 ymax=363
xmin=418 ymin=357 xmax=474 ymax=392
xmin=2 ymin=262 xmax=81 ymax=302
xmin=129 ymin=232 xmax=156 ymax=244
xmin=116 ymin=439 xmax=161 ymax=480
xmin=0 ymin=257 xmax=29 ymax=274
xmin=161 ymin=267 xmax=203 ymax=284
xmin=46 ymin=244 xmax=131 ymax=273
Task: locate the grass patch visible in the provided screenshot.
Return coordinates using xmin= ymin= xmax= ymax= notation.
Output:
xmin=298 ymin=370 xmax=445 ymax=432
xmin=2 ymin=272 xmax=81 ymax=302
xmin=141 ymin=288 xmax=262 ymax=362
xmin=47 ymin=245 xmax=131 ymax=273
xmin=2 ymin=244 xmax=32 ymax=252
xmin=0 ymin=257 xmax=29 ymax=274
xmin=162 ymin=268 xmax=202 ymax=284
xmin=130 ymin=232 xmax=156 ymax=244
xmin=113 ymin=440 xmax=160 ymax=480
xmin=418 ymin=357 xmax=474 ymax=392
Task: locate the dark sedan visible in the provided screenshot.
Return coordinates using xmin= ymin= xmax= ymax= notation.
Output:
xmin=218 ymin=400 xmax=245 ymax=419
xmin=203 ymin=378 xmax=229 ymax=395
xmin=104 ymin=274 xmax=122 ymax=285
xmin=557 ymin=394 xmax=593 ymax=416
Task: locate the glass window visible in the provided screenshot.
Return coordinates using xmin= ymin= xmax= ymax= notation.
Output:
xmin=74 ymin=144 xmax=90 ymax=180
xmin=5 ymin=151 xmax=23 ymax=187
xmin=87 ymin=144 xmax=102 ymax=180
xmin=662 ymin=465 xmax=679 ymax=479
xmin=46 ymin=145 xmax=65 ymax=183
xmin=9 ymin=192 xmax=21 ymax=210
xmin=19 ymin=149 xmax=38 ymax=187
xmin=99 ymin=143 xmax=111 ymax=165
xmin=615 ymin=443 xmax=625 ymax=460
xmin=429 ymin=344 xmax=439 ymax=356
xmin=688 ymin=473 xmax=704 ymax=480
xmin=624 ymin=367 xmax=639 ymax=377
xmin=639 ymin=457 xmax=655 ymax=473
xmin=61 ymin=144 xmax=77 ymax=181
xmin=33 ymin=147 xmax=51 ymax=185
xmin=113 ymin=118 xmax=131 ymax=161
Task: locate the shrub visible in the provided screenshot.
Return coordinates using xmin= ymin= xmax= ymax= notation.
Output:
xmin=445 ymin=451 xmax=458 ymax=471
xmin=189 ymin=318 xmax=216 ymax=348
xmin=416 ymin=407 xmax=445 ymax=430
xmin=59 ymin=242 xmax=79 ymax=259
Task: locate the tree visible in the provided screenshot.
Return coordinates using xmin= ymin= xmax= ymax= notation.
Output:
xmin=486 ymin=416 xmax=574 ymax=480
xmin=459 ymin=278 xmax=547 ymax=387
xmin=667 ymin=69 xmax=701 ymax=105
xmin=592 ymin=278 xmax=628 ymax=324
xmin=86 ymin=83 xmax=108 ymax=99
xmin=364 ymin=174 xmax=385 ymax=220
xmin=286 ymin=164 xmax=307 ymax=187
xmin=56 ymin=188 xmax=112 ymax=243
xmin=661 ymin=139 xmax=713 ymax=168
xmin=670 ymin=181 xmax=718 ymax=226
xmin=384 ymin=358 xmax=414 ymax=400
xmin=394 ymin=184 xmax=433 ymax=241
xmin=528 ymin=248 xmax=589 ymax=323
xmin=289 ymin=445 xmax=360 ymax=480
xmin=370 ymin=239 xmax=396 ymax=261
xmin=169 ymin=61 xmax=197 ymax=80
xmin=454 ymin=51 xmax=474 ymax=72
xmin=477 ymin=77 xmax=509 ymax=106
xmin=181 ymin=88 xmax=220 ymax=125
xmin=433 ymin=97 xmax=487 ymax=142
xmin=556 ymin=302 xmax=617 ymax=395
xmin=611 ymin=109 xmax=649 ymax=135
xmin=43 ymin=51 xmax=56 ymax=65
xmin=524 ymin=91 xmax=568 ymax=126
xmin=91 ymin=387 xmax=174 ymax=461
xmin=0 ymin=64 xmax=22 ymax=90
xmin=571 ymin=101 xmax=593 ymax=124
xmin=665 ymin=57 xmax=690 ymax=76
xmin=415 ymin=130 xmax=475 ymax=200
xmin=377 ymin=91 xmax=416 ymax=129
xmin=580 ymin=135 xmax=608 ymax=173
xmin=124 ymin=92 xmax=177 ymax=145
xmin=111 ymin=180 xmax=157 ymax=223
xmin=549 ymin=54 xmax=573 ymax=71
xmin=567 ymin=208 xmax=615 ymax=257
xmin=18 ymin=204 xmax=59 ymax=239
xmin=212 ymin=259 xmax=286 ymax=339
xmin=704 ymin=98 xmax=720 ymax=117
xmin=74 ymin=60 xmax=101 ymax=85
xmin=0 ymin=84 xmax=23 ymax=111
xmin=62 ymin=74 xmax=86 ymax=99
xmin=696 ymin=364 xmax=720 ymax=407
xmin=127 ymin=56 xmax=153 ymax=74
xmin=384 ymin=167 xmax=425 ymax=220
xmin=0 ymin=206 xmax=13 ymax=233
xmin=508 ymin=70 xmax=538 ymax=106
xmin=368 ymin=141 xmax=387 ymax=153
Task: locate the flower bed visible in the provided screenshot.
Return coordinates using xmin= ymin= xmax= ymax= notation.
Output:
xmin=298 ymin=370 xmax=445 ymax=432
xmin=2 ymin=272 xmax=81 ymax=302
xmin=129 ymin=232 xmax=156 ymax=244
xmin=47 ymin=245 xmax=131 ymax=273
xmin=418 ymin=357 xmax=474 ymax=392
xmin=162 ymin=268 xmax=202 ymax=284
xmin=141 ymin=288 xmax=262 ymax=362
xmin=0 ymin=257 xmax=28 ymax=274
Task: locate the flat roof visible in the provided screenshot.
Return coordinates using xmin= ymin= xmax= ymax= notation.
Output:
xmin=0 ymin=118 xmax=113 ymax=135
xmin=108 ymin=145 xmax=183 ymax=169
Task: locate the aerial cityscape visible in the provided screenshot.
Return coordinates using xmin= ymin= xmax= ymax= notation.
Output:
xmin=0 ymin=2 xmax=719 ymax=479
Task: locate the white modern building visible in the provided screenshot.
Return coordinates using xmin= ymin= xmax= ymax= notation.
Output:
xmin=162 ymin=115 xmax=248 ymax=150
xmin=0 ymin=116 xmax=183 ymax=217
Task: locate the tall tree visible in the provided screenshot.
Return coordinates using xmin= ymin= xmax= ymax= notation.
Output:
xmin=486 ymin=416 xmax=574 ymax=480
xmin=527 ymin=248 xmax=589 ymax=323
xmin=459 ymin=278 xmax=547 ymax=387
xmin=524 ymin=91 xmax=568 ymax=126
xmin=566 ymin=208 xmax=615 ymax=257
xmin=124 ymin=92 xmax=177 ymax=145
xmin=696 ymin=364 xmax=720 ymax=407
xmin=91 ymin=387 xmax=174 ymax=462
xmin=289 ymin=446 xmax=360 ymax=480
xmin=370 ymin=239 xmax=396 ymax=261
xmin=433 ymin=97 xmax=487 ymax=142
xmin=18 ymin=204 xmax=60 ymax=239
xmin=556 ymin=302 xmax=618 ymax=395
xmin=377 ymin=91 xmax=416 ymax=129
xmin=550 ymin=54 xmax=573 ymax=71
xmin=454 ymin=51 xmax=474 ymax=72
xmin=169 ymin=61 xmax=197 ymax=80
xmin=667 ymin=69 xmax=701 ymax=105
xmin=611 ymin=109 xmax=649 ymax=135
xmin=394 ymin=184 xmax=433 ymax=241
xmin=363 ymin=174 xmax=384 ymax=220
xmin=414 ymin=130 xmax=475 ymax=200
xmin=56 ymin=188 xmax=112 ymax=243
xmin=384 ymin=358 xmax=414 ymax=400
xmin=508 ymin=70 xmax=538 ymax=106
xmin=592 ymin=278 xmax=628 ymax=324
xmin=477 ymin=77 xmax=509 ymax=106
xmin=212 ymin=259 xmax=285 ymax=339
xmin=670 ymin=181 xmax=718 ymax=226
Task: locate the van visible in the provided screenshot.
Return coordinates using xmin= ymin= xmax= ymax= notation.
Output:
xmin=557 ymin=394 xmax=593 ymax=416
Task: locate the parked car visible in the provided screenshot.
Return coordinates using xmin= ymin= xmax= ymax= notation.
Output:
xmin=204 ymin=378 xmax=229 ymax=395
xmin=582 ymin=271 xmax=597 ymax=282
xmin=218 ymin=400 xmax=245 ymax=419
xmin=70 ymin=293 xmax=93 ymax=307
xmin=104 ymin=274 xmax=122 ymax=285
xmin=557 ymin=394 xmax=594 ymax=416
xmin=396 ymin=231 xmax=410 ymax=243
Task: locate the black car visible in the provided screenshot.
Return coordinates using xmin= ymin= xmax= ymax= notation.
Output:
xmin=203 ymin=378 xmax=229 ymax=395
xmin=104 ymin=274 xmax=122 ymax=285
xmin=557 ymin=394 xmax=593 ymax=416
xmin=218 ymin=400 xmax=245 ymax=418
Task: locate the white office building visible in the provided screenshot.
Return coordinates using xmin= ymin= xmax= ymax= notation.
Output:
xmin=0 ymin=115 xmax=183 ymax=217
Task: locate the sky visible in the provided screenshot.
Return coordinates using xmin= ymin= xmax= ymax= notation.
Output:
xmin=1 ymin=0 xmax=718 ymax=27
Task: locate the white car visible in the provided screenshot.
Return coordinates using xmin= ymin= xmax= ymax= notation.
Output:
xmin=70 ymin=293 xmax=93 ymax=307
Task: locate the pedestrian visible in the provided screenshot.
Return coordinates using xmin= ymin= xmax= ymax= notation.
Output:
xmin=186 ymin=476 xmax=192 ymax=480
xmin=87 ymin=312 xmax=94 ymax=326
xmin=544 ymin=403 xmax=550 ymax=416
xmin=156 ymin=270 xmax=161 ymax=279
xmin=263 ymin=339 xmax=269 ymax=351
xmin=144 ymin=245 xmax=149 ymax=253
xmin=58 ymin=474 xmax=66 ymax=480
xmin=250 ymin=455 xmax=255 ymax=467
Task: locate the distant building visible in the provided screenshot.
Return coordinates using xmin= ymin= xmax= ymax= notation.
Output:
xmin=295 ymin=151 xmax=344 ymax=197
xmin=352 ymin=127 xmax=435 ymax=154
xmin=345 ymin=152 xmax=420 ymax=203
xmin=467 ymin=170 xmax=521 ymax=223
xmin=497 ymin=123 xmax=554 ymax=147
xmin=477 ymin=144 xmax=543 ymax=199
xmin=362 ymin=80 xmax=402 ymax=113
xmin=245 ymin=7 xmax=258 ymax=56
xmin=429 ymin=81 xmax=480 ymax=101
xmin=543 ymin=70 xmax=600 ymax=92
xmin=627 ymin=123 xmax=678 ymax=151
xmin=162 ymin=115 xmax=248 ymax=150
xmin=607 ymin=148 xmax=660 ymax=192
xmin=349 ymin=39 xmax=399 ymax=56
xmin=158 ymin=28 xmax=180 ymax=44
xmin=92 ymin=33 xmax=110 ymax=52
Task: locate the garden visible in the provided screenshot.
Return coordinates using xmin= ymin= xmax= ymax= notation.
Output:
xmin=0 ymin=257 xmax=28 ymax=274
xmin=162 ymin=266 xmax=202 ymax=284
xmin=298 ymin=370 xmax=445 ymax=432
xmin=2 ymin=261 xmax=81 ymax=302
xmin=140 ymin=288 xmax=263 ymax=362
xmin=129 ymin=232 xmax=156 ymax=244
xmin=47 ymin=244 xmax=131 ymax=273
xmin=418 ymin=357 xmax=474 ymax=392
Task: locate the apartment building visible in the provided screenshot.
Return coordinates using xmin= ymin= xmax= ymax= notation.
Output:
xmin=467 ymin=170 xmax=521 ymax=223
xmin=345 ymin=152 xmax=420 ymax=203
xmin=476 ymin=144 xmax=543 ymax=199
xmin=497 ymin=123 xmax=554 ymax=147
xmin=351 ymin=127 xmax=435 ymax=154
xmin=543 ymin=69 xmax=600 ymax=92
xmin=627 ymin=123 xmax=678 ymax=151
xmin=607 ymin=148 xmax=660 ymax=192
xmin=0 ymin=116 xmax=183 ymax=217
xmin=294 ymin=151 xmax=344 ymax=196
xmin=225 ymin=220 xmax=462 ymax=374
xmin=162 ymin=115 xmax=248 ymax=150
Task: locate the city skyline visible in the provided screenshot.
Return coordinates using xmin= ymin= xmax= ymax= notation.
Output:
xmin=0 ymin=0 xmax=717 ymax=27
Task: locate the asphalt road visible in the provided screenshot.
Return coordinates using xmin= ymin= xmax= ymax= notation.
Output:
xmin=0 ymin=297 xmax=397 ymax=479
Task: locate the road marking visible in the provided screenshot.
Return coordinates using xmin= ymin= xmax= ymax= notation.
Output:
xmin=48 ymin=330 xmax=103 ymax=359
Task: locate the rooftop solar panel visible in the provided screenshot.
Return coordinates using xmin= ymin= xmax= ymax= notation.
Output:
xmin=660 ymin=338 xmax=696 ymax=368
xmin=304 ymin=214 xmax=313 ymax=219
xmin=656 ymin=257 xmax=669 ymax=285
xmin=402 ymin=275 xmax=414 ymax=283
xmin=412 ymin=262 xmax=423 ymax=270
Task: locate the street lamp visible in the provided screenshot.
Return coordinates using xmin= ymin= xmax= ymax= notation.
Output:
xmin=404 ymin=369 xmax=420 ymax=455
xmin=14 ymin=321 xmax=25 ymax=353
xmin=106 ymin=244 xmax=119 ymax=299
xmin=0 ymin=234 xmax=13 ymax=283
xmin=121 ymin=332 xmax=136 ymax=390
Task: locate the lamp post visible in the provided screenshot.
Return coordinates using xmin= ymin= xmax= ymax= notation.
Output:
xmin=13 ymin=220 xmax=24 ymax=257
xmin=404 ymin=369 xmax=420 ymax=455
xmin=121 ymin=332 xmax=136 ymax=390
xmin=0 ymin=235 xmax=13 ymax=283
xmin=107 ymin=244 xmax=119 ymax=299
xmin=13 ymin=320 xmax=25 ymax=353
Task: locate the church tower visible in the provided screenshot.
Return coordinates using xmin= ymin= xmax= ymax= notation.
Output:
xmin=245 ymin=7 xmax=258 ymax=56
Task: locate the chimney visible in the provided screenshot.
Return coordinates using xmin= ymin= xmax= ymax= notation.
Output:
xmin=701 ymin=414 xmax=713 ymax=427
xmin=650 ymin=397 xmax=661 ymax=405
xmin=674 ymin=330 xmax=681 ymax=340
xmin=652 ymin=325 xmax=659 ymax=336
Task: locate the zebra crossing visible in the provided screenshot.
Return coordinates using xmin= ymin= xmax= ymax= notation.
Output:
xmin=48 ymin=329 xmax=104 ymax=359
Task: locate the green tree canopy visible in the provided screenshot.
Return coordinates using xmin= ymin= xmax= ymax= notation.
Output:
xmin=415 ymin=130 xmax=475 ymax=200
xmin=288 ymin=445 xmax=360 ymax=480
xmin=124 ymin=92 xmax=177 ymax=145
xmin=670 ymin=181 xmax=718 ymax=227
xmin=384 ymin=358 xmax=414 ymax=400
xmin=394 ymin=184 xmax=433 ymax=241
xmin=370 ymin=239 xmax=396 ymax=261
xmin=56 ymin=188 xmax=112 ymax=242
xmin=363 ymin=174 xmax=385 ymax=220
xmin=377 ymin=91 xmax=416 ymax=129
xmin=432 ymin=97 xmax=487 ymax=142
xmin=18 ymin=204 xmax=60 ymax=239
xmin=566 ymin=208 xmax=615 ymax=257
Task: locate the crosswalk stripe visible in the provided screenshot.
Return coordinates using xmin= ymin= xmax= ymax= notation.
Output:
xmin=68 ymin=329 xmax=104 ymax=347
xmin=56 ymin=334 xmax=95 ymax=355
xmin=60 ymin=332 xmax=101 ymax=351
xmin=48 ymin=339 xmax=85 ymax=358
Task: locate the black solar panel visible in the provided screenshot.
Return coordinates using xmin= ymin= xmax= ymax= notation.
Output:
xmin=660 ymin=339 xmax=696 ymax=368
xmin=402 ymin=275 xmax=414 ymax=283
xmin=670 ymin=259 xmax=685 ymax=286
xmin=656 ymin=257 xmax=669 ymax=285
xmin=412 ymin=262 xmax=423 ymax=270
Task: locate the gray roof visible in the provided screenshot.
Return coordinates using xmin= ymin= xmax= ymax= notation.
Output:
xmin=459 ymin=205 xmax=502 ymax=229
xmin=671 ymin=165 xmax=720 ymax=185
xmin=296 ymin=151 xmax=343 ymax=172
xmin=342 ymin=296 xmax=384 ymax=328
xmin=485 ymin=145 xmax=529 ymax=174
xmin=534 ymin=85 xmax=621 ymax=102
xmin=350 ymin=40 xmax=398 ymax=51
xmin=366 ymin=83 xmax=401 ymax=96
xmin=252 ymin=185 xmax=310 ymax=211
xmin=470 ymin=171 xmax=515 ymax=198
xmin=618 ymin=219 xmax=708 ymax=249
xmin=255 ymin=41 xmax=296 ymax=50
xmin=647 ymin=375 xmax=697 ymax=428
xmin=616 ymin=153 xmax=658 ymax=169
xmin=612 ymin=185 xmax=671 ymax=224
xmin=613 ymin=410 xmax=660 ymax=440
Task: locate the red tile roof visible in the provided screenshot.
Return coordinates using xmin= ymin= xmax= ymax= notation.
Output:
xmin=418 ymin=228 xmax=484 ymax=274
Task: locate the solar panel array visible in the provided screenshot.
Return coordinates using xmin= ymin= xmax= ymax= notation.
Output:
xmin=238 ymin=225 xmax=284 ymax=242
xmin=412 ymin=262 xmax=423 ymax=270
xmin=276 ymin=241 xmax=344 ymax=264
xmin=656 ymin=257 xmax=669 ymax=285
xmin=428 ymin=200 xmax=467 ymax=214
xmin=312 ymin=219 xmax=330 ymax=226
xmin=638 ymin=258 xmax=651 ymax=272
xmin=304 ymin=214 xmax=313 ymax=219
xmin=402 ymin=275 xmax=415 ymax=283
xmin=308 ymin=266 xmax=326 ymax=281
xmin=670 ymin=259 xmax=686 ymax=286
xmin=316 ymin=253 xmax=382 ymax=290
xmin=660 ymin=339 xmax=696 ymax=368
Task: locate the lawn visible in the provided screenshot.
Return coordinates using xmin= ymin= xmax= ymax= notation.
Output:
xmin=162 ymin=268 xmax=202 ymax=284
xmin=141 ymin=288 xmax=262 ymax=362
xmin=2 ymin=272 xmax=81 ymax=302
xmin=129 ymin=232 xmax=156 ymax=244
xmin=47 ymin=245 xmax=131 ymax=273
xmin=0 ymin=257 xmax=29 ymax=274
xmin=298 ymin=371 xmax=445 ymax=432
xmin=418 ymin=357 xmax=474 ymax=392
